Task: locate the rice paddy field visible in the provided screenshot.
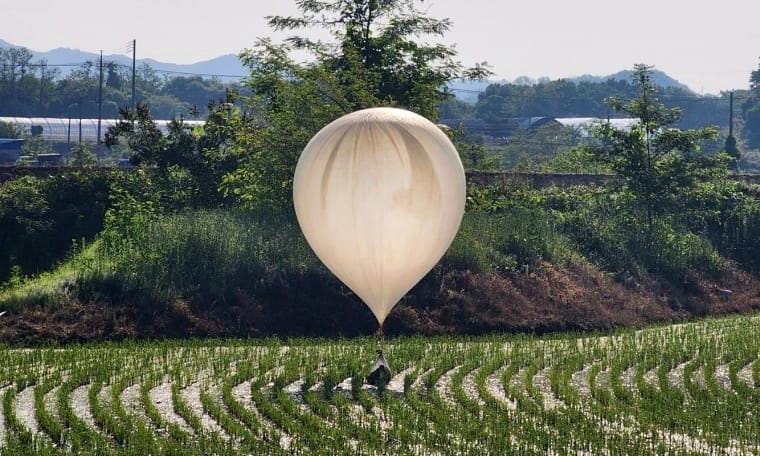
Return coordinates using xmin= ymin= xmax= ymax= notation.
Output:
xmin=0 ymin=313 xmax=758 ymax=455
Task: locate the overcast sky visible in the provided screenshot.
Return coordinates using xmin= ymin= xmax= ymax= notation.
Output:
xmin=4 ymin=0 xmax=759 ymax=94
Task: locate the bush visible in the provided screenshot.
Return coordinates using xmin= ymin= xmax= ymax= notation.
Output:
xmin=561 ymin=196 xmax=726 ymax=285
xmin=0 ymin=173 xmax=110 ymax=283
xmin=707 ymin=192 xmax=760 ymax=272
xmin=97 ymin=208 xmax=323 ymax=304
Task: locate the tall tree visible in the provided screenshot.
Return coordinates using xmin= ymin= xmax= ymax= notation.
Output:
xmin=106 ymin=97 xmax=242 ymax=207
xmin=743 ymin=58 xmax=760 ymax=150
xmin=722 ymin=134 xmax=741 ymax=169
xmin=584 ymin=64 xmax=725 ymax=230
xmin=162 ymin=76 xmax=227 ymax=116
xmin=0 ymin=120 xmax=20 ymax=138
xmin=750 ymin=58 xmax=760 ymax=92
xmin=264 ymin=0 xmax=489 ymax=119
xmin=221 ymin=0 xmax=490 ymax=208
xmin=0 ymin=47 xmax=35 ymax=115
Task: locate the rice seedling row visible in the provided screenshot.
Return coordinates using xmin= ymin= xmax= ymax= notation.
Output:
xmin=0 ymin=314 xmax=758 ymax=454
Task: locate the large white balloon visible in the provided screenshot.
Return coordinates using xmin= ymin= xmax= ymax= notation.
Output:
xmin=293 ymin=107 xmax=466 ymax=327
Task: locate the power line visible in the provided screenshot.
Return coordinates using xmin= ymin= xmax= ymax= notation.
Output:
xmin=7 ymin=61 xmax=754 ymax=96
xmin=12 ymin=62 xmax=247 ymax=79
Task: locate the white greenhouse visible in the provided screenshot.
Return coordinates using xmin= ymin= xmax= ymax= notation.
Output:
xmin=0 ymin=117 xmax=204 ymax=144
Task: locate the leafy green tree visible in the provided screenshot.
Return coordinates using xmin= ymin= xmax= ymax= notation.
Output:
xmin=474 ymin=77 xmax=727 ymax=133
xmin=751 ymin=58 xmax=760 ymax=92
xmin=744 ymin=104 xmax=760 ymax=150
xmin=221 ymin=0 xmax=490 ymax=208
xmin=163 ymin=76 xmax=227 ymax=116
xmin=0 ymin=46 xmax=241 ymax=120
xmin=742 ymin=58 xmax=760 ymax=150
xmin=475 ymin=78 xmax=637 ymax=125
xmin=722 ymin=134 xmax=741 ymax=169
xmin=106 ymin=99 xmax=241 ymax=206
xmin=440 ymin=97 xmax=475 ymax=119
xmin=0 ymin=177 xmax=50 ymax=281
xmin=0 ymin=120 xmax=20 ymax=138
xmin=584 ymin=64 xmax=725 ymax=230
xmin=55 ymin=61 xmax=100 ymax=118
xmin=0 ymin=47 xmax=39 ymax=115
xmin=266 ymin=0 xmax=489 ymax=118
xmin=136 ymin=63 xmax=164 ymax=96
xmin=505 ymin=123 xmax=586 ymax=170
xmin=0 ymin=172 xmax=113 ymax=282
xmin=105 ymin=61 xmax=124 ymax=89
xmin=105 ymin=103 xmax=164 ymax=165
xmin=69 ymin=143 xmax=97 ymax=167
xmin=141 ymin=94 xmax=186 ymax=119
xmin=21 ymin=135 xmax=53 ymax=157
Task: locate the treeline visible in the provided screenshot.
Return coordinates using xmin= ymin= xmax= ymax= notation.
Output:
xmin=441 ymin=64 xmax=760 ymax=171
xmin=443 ymin=78 xmax=734 ymax=130
xmin=4 ymin=44 xmax=758 ymax=150
xmin=442 ymin=76 xmax=758 ymax=137
xmin=0 ymin=47 xmax=242 ymax=120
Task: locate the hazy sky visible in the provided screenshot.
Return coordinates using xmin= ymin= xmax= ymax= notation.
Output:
xmin=4 ymin=0 xmax=759 ymax=94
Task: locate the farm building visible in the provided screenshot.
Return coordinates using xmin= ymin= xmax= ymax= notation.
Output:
xmin=521 ymin=116 xmax=638 ymax=132
xmin=0 ymin=138 xmax=24 ymax=164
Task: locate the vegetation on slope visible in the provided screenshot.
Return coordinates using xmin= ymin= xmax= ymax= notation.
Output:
xmin=2 ymin=178 xmax=760 ymax=344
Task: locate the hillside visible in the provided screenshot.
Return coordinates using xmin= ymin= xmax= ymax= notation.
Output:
xmin=2 ymin=192 xmax=760 ymax=345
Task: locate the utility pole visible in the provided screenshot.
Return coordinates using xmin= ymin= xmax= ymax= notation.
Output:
xmin=78 ymin=99 xmax=82 ymax=145
xmin=729 ymin=91 xmax=734 ymax=137
xmin=38 ymin=64 xmax=45 ymax=112
xmin=97 ymin=50 xmax=104 ymax=158
xmin=131 ymin=39 xmax=136 ymax=112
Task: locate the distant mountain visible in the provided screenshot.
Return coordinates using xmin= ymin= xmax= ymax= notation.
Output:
xmin=571 ymin=70 xmax=692 ymax=92
xmin=0 ymin=39 xmax=247 ymax=81
xmin=2 ymin=39 xmax=692 ymax=95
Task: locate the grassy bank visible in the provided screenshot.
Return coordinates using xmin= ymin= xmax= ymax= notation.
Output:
xmin=3 ymin=181 xmax=760 ymax=343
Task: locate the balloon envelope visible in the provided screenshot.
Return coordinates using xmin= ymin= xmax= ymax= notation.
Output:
xmin=293 ymin=107 xmax=466 ymax=326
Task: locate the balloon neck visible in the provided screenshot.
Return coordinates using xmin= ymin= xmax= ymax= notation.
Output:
xmin=374 ymin=325 xmax=384 ymax=337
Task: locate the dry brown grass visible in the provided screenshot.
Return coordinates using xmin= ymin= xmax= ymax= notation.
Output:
xmin=2 ymin=258 xmax=760 ymax=345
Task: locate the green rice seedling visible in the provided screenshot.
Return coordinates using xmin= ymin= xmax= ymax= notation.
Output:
xmin=3 ymin=385 xmax=36 ymax=449
xmin=56 ymin=378 xmax=112 ymax=454
xmin=198 ymin=387 xmax=264 ymax=454
xmin=0 ymin=314 xmax=758 ymax=454
xmin=33 ymin=378 xmax=65 ymax=447
xmin=138 ymin=380 xmax=192 ymax=445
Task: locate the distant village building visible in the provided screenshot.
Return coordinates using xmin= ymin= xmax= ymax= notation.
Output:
xmin=37 ymin=153 xmax=62 ymax=166
xmin=552 ymin=117 xmax=638 ymax=134
xmin=0 ymin=138 xmax=24 ymax=164
xmin=439 ymin=118 xmax=488 ymax=133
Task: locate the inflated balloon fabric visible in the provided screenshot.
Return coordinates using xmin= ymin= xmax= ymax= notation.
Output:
xmin=293 ymin=107 xmax=466 ymax=326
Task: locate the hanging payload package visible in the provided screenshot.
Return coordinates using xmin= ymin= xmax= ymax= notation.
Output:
xmin=367 ymin=349 xmax=392 ymax=386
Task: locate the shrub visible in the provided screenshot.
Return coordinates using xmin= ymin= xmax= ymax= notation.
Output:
xmin=0 ymin=172 xmax=110 ymax=283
